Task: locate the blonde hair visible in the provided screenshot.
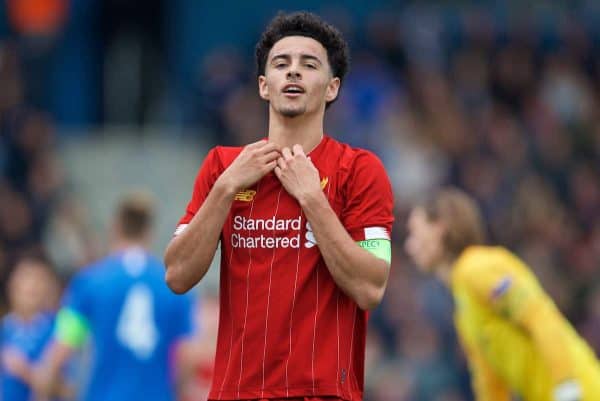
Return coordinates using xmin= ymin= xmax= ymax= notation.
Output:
xmin=422 ymin=187 xmax=486 ymax=258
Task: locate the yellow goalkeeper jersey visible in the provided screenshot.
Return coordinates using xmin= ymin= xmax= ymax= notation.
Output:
xmin=451 ymin=246 xmax=600 ymax=401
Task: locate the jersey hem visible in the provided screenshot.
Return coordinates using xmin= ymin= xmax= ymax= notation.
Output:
xmin=208 ymin=385 xmax=362 ymax=400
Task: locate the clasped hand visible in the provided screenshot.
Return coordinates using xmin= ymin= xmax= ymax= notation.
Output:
xmin=219 ymin=140 xmax=321 ymax=202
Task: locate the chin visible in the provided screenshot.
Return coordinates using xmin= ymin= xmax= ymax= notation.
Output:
xmin=278 ymin=104 xmax=306 ymax=118
xmin=281 ymin=110 xmax=305 ymax=118
xmin=414 ymin=259 xmax=436 ymax=275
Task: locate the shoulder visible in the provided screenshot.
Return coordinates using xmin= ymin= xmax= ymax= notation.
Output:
xmin=1 ymin=313 xmax=16 ymax=331
xmin=70 ymin=256 xmax=115 ymax=286
xmin=452 ymin=246 xmax=529 ymax=297
xmin=191 ymin=145 xmax=243 ymax=177
xmin=453 ymin=246 xmax=511 ymax=282
xmin=211 ymin=145 xmax=243 ymax=168
xmin=325 ymin=140 xmax=390 ymax=190
xmin=342 ymin=146 xmax=391 ymax=194
xmin=325 ymin=137 xmax=386 ymax=171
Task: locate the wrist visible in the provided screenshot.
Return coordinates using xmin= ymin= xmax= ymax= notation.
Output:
xmin=214 ymin=175 xmax=239 ymax=199
xmin=298 ymin=188 xmax=328 ymax=210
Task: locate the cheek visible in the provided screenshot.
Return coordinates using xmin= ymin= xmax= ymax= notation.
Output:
xmin=425 ymin=235 xmax=445 ymax=263
xmin=303 ymin=74 xmax=328 ymax=93
xmin=262 ymin=72 xmax=278 ymax=91
xmin=318 ymin=78 xmax=333 ymax=96
xmin=407 ymin=233 xmax=437 ymax=265
xmin=405 ymin=233 xmax=426 ymax=261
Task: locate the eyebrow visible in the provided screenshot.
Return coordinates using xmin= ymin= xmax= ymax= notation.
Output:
xmin=270 ymin=53 xmax=323 ymax=65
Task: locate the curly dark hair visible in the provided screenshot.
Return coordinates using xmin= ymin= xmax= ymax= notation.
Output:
xmin=255 ymin=11 xmax=350 ymax=84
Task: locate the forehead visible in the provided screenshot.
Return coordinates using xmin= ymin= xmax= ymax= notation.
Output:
xmin=268 ymin=35 xmax=328 ymax=60
xmin=13 ymin=262 xmax=48 ymax=279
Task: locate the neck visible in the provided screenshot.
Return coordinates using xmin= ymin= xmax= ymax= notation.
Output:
xmin=14 ymin=308 xmax=37 ymax=321
xmin=434 ymin=257 xmax=455 ymax=286
xmin=267 ymin=106 xmax=324 ymax=152
xmin=111 ymin=238 xmax=147 ymax=252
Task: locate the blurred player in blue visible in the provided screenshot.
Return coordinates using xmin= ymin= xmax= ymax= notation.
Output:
xmin=33 ymin=192 xmax=195 ymax=401
xmin=1 ymin=256 xmax=70 ymax=401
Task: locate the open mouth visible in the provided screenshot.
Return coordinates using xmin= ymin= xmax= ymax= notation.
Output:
xmin=282 ymin=84 xmax=305 ymax=95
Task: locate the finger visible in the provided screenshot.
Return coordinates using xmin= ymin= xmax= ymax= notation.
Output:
xmin=277 ymin=157 xmax=287 ymax=170
xmin=282 ymin=147 xmax=293 ymax=161
xmin=274 ymin=166 xmax=282 ymax=178
xmin=245 ymin=139 xmax=268 ymax=150
xmin=258 ymin=142 xmax=281 ymax=156
xmin=265 ymin=160 xmax=277 ymax=172
xmin=262 ymin=150 xmax=281 ymax=164
xmin=292 ymin=144 xmax=305 ymax=157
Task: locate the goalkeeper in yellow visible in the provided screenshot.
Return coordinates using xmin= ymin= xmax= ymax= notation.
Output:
xmin=404 ymin=187 xmax=600 ymax=401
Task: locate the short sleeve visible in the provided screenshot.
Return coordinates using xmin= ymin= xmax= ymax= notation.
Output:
xmin=175 ymin=148 xmax=222 ymax=235
xmin=61 ymin=273 xmax=92 ymax=320
xmin=340 ymin=151 xmax=394 ymax=242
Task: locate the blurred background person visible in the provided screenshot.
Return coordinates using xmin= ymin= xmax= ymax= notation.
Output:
xmin=1 ymin=256 xmax=71 ymax=401
xmin=404 ymin=187 xmax=600 ymax=401
xmin=179 ymin=291 xmax=219 ymax=401
xmin=32 ymin=192 xmax=196 ymax=401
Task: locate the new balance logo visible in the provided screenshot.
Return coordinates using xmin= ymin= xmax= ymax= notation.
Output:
xmin=235 ymin=189 xmax=256 ymax=202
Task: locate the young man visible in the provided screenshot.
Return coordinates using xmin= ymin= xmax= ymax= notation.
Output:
xmin=164 ymin=12 xmax=394 ymax=401
xmin=33 ymin=192 xmax=195 ymax=401
xmin=1 ymin=257 xmax=70 ymax=401
xmin=404 ymin=187 xmax=600 ymax=401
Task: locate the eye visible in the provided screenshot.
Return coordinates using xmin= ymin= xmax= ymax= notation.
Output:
xmin=305 ymin=63 xmax=317 ymax=69
xmin=274 ymin=62 xmax=287 ymax=69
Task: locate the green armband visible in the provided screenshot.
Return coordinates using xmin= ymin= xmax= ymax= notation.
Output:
xmin=55 ymin=308 xmax=90 ymax=348
xmin=357 ymin=239 xmax=391 ymax=264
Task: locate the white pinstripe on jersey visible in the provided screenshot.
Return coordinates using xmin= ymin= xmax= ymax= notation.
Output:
xmin=236 ymin=180 xmax=262 ymax=398
xmin=260 ymin=186 xmax=284 ymax=397
xmin=285 ymin=206 xmax=303 ymax=397
xmin=217 ymin=238 xmax=237 ymax=397
xmin=347 ymin=305 xmax=357 ymax=400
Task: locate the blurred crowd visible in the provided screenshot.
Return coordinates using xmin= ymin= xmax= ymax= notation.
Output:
xmin=2 ymin=2 xmax=600 ymax=401
xmin=186 ymin=5 xmax=600 ymax=400
xmin=0 ymin=44 xmax=94 ymax=309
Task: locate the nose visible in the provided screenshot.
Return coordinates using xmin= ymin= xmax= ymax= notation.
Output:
xmin=286 ymin=61 xmax=301 ymax=80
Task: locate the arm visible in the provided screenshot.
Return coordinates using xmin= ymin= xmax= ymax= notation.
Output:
xmin=275 ymin=145 xmax=392 ymax=310
xmin=164 ymin=140 xmax=280 ymax=293
xmin=2 ymin=346 xmax=73 ymax=400
xmin=464 ymin=250 xmax=580 ymax=395
xmin=172 ymin=338 xmax=198 ymax=395
xmin=33 ymin=308 xmax=88 ymax=399
xmin=462 ymin=338 xmax=511 ymax=401
xmin=507 ymin=286 xmax=582 ymax=401
xmin=164 ymin=179 xmax=238 ymax=294
xmin=516 ymin=294 xmax=578 ymax=385
xmin=300 ymin=192 xmax=390 ymax=310
xmin=2 ymin=347 xmax=35 ymax=385
xmin=33 ymin=341 xmax=75 ymax=399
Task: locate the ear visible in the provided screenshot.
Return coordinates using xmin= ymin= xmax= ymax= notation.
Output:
xmin=325 ymin=77 xmax=341 ymax=103
xmin=258 ymin=75 xmax=269 ymax=101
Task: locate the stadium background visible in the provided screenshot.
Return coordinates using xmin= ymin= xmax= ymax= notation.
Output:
xmin=1 ymin=1 xmax=600 ymax=400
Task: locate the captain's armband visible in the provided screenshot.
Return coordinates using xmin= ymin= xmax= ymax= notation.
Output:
xmin=357 ymin=239 xmax=391 ymax=264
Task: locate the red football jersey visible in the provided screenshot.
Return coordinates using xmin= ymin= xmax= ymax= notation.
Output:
xmin=175 ymin=135 xmax=394 ymax=401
